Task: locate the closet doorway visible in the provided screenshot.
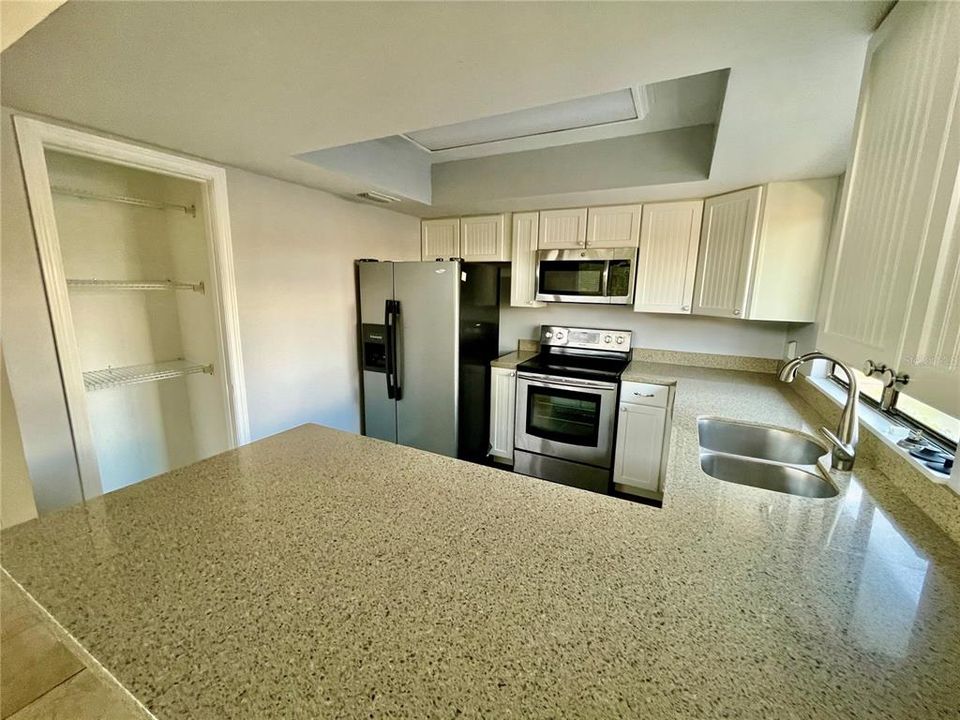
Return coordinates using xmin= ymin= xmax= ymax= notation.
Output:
xmin=15 ymin=117 xmax=249 ymax=500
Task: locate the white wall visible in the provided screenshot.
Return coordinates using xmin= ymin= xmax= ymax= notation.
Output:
xmin=1 ymin=352 xmax=38 ymax=528
xmin=433 ymin=125 xmax=714 ymax=206
xmin=225 ymin=167 xmax=420 ymax=441
xmin=499 ymin=284 xmax=791 ymax=358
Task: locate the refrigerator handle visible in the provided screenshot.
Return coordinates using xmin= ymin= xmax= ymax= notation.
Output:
xmin=391 ymin=300 xmax=403 ymax=400
xmin=384 ymin=300 xmax=396 ymax=399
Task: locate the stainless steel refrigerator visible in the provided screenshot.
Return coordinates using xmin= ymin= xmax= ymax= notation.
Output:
xmin=357 ymin=260 xmax=500 ymax=462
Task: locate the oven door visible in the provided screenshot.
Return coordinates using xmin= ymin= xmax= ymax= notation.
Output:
xmin=515 ymin=372 xmax=619 ymax=467
xmin=535 ymin=248 xmax=637 ymax=304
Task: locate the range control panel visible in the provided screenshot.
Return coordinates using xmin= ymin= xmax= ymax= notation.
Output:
xmin=539 ymin=325 xmax=632 ymax=352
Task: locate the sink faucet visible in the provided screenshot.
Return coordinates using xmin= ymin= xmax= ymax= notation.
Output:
xmin=778 ymin=352 xmax=859 ymax=471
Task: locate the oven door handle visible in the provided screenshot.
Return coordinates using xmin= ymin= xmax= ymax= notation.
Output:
xmin=517 ymin=371 xmax=618 ymax=391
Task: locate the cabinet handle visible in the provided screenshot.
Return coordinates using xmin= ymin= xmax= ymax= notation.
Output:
xmin=733 ymin=308 xmax=741 ymax=316
xmin=681 ymin=305 xmax=690 ymax=311
xmin=633 ymin=392 xmax=655 ymax=397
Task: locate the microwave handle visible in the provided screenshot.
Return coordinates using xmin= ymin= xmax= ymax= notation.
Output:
xmin=601 ymin=260 xmax=611 ymax=297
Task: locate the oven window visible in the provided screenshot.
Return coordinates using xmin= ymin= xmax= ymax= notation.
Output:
xmin=526 ymin=385 xmax=601 ymax=446
xmin=607 ymin=259 xmax=633 ymax=297
xmin=538 ymin=261 xmax=605 ymax=296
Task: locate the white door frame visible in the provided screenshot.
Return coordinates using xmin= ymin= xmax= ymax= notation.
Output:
xmin=14 ymin=115 xmax=250 ymax=500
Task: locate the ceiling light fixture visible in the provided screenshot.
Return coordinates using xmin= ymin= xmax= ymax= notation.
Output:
xmin=403 ymin=86 xmax=651 ymax=152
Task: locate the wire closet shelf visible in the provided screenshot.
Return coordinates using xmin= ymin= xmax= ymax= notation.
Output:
xmin=66 ymin=279 xmax=205 ymax=294
xmin=83 ymin=360 xmax=214 ymax=392
xmin=51 ymin=185 xmax=197 ymax=217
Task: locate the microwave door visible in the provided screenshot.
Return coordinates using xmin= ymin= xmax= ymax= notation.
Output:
xmin=536 ymin=258 xmax=607 ymax=303
xmin=535 ymin=248 xmax=636 ymax=304
xmin=606 ymin=258 xmax=635 ymax=304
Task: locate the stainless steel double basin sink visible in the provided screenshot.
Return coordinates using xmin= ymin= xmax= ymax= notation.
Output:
xmin=697 ymin=417 xmax=837 ymax=498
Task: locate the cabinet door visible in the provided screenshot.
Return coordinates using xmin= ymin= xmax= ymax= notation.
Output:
xmin=461 ymin=214 xmax=509 ymax=262
xmin=538 ymin=208 xmax=587 ymax=249
xmin=489 ymin=367 xmax=516 ymax=461
xmin=634 ymin=200 xmax=703 ymax=314
xmin=421 ymin=218 xmax=460 ymax=261
xmin=614 ymin=403 xmax=666 ymax=492
xmin=587 ymin=204 xmax=642 ymax=248
xmin=510 ymin=212 xmax=545 ymax=308
xmin=691 ymin=187 xmax=762 ymax=318
xmin=818 ymin=1 xmax=960 ymax=416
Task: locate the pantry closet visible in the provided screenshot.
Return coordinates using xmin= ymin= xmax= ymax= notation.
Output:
xmin=16 ymin=117 xmax=248 ymax=500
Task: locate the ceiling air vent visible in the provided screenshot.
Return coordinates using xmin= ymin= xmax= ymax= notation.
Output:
xmin=356 ymin=190 xmax=400 ymax=204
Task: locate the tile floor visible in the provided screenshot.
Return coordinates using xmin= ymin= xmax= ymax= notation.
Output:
xmin=1 ymin=576 xmax=143 ymax=719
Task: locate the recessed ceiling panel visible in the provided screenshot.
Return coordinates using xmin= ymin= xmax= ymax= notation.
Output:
xmin=405 ymin=88 xmax=639 ymax=151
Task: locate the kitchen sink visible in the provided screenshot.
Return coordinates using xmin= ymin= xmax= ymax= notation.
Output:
xmin=698 ymin=452 xmax=838 ymax=499
xmin=697 ymin=417 xmax=837 ymax=498
xmin=697 ymin=417 xmax=828 ymax=465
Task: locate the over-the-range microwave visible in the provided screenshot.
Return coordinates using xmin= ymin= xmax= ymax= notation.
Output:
xmin=535 ymin=248 xmax=637 ymax=304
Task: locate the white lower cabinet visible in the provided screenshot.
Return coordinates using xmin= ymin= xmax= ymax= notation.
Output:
xmin=614 ymin=382 xmax=671 ymax=496
xmin=489 ymin=366 xmax=517 ymax=461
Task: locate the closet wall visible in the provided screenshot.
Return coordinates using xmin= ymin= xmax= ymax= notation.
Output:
xmin=47 ymin=152 xmax=229 ymax=493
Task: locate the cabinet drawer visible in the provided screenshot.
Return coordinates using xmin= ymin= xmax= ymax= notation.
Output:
xmin=620 ymin=381 xmax=669 ymax=408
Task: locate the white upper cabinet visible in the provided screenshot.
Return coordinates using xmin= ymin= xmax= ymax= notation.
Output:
xmin=538 ymin=208 xmax=588 ymax=249
xmin=586 ymin=204 xmax=642 ymax=248
xmin=460 ymin=214 xmax=512 ymax=262
xmin=421 ymin=218 xmax=459 ymax=261
xmin=634 ymin=200 xmax=703 ymax=314
xmin=692 ymin=179 xmax=837 ymax=322
xmin=692 ymin=187 xmax=762 ymax=319
xmin=510 ymin=212 xmax=545 ymax=308
xmin=818 ymin=1 xmax=960 ymax=417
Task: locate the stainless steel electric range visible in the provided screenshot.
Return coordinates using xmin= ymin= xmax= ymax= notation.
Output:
xmin=514 ymin=325 xmax=632 ymax=493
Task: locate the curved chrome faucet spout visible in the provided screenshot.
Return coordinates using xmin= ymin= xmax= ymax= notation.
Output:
xmin=777 ymin=352 xmax=859 ymax=471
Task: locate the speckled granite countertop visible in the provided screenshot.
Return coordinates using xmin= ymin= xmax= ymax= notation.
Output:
xmin=3 ymin=363 xmax=959 ymax=718
xmin=490 ymin=349 xmax=536 ymax=369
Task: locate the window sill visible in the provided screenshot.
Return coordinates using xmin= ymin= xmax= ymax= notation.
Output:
xmin=803 ymin=375 xmax=954 ymax=489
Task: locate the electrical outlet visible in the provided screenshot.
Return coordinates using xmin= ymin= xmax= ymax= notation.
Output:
xmin=784 ymin=340 xmax=798 ymax=360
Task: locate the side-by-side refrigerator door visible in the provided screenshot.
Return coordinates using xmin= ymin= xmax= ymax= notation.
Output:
xmin=358 ymin=262 xmax=397 ymax=443
xmin=394 ymin=262 xmax=459 ymax=457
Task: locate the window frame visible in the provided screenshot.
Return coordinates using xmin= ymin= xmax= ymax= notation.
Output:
xmin=829 ymin=362 xmax=958 ymax=453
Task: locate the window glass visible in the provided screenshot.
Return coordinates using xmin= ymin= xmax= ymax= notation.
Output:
xmin=832 ymin=365 xmax=884 ymax=404
xmin=831 ymin=364 xmax=959 ymax=449
xmin=894 ymin=394 xmax=960 ymax=446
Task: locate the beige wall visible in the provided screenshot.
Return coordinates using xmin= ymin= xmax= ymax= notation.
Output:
xmin=499 ymin=300 xmax=791 ymax=358
xmin=226 ymin=167 xmax=420 ymax=440
xmin=0 ymin=107 xmax=419 ymax=512
xmin=1 ymin=352 xmax=38 ymax=528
